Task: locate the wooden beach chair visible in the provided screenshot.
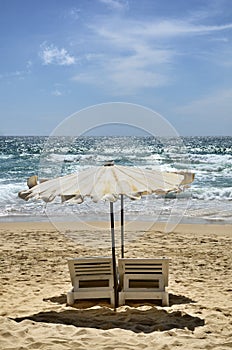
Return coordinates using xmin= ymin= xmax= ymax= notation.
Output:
xmin=67 ymin=257 xmax=115 ymax=306
xmin=118 ymin=258 xmax=169 ymax=306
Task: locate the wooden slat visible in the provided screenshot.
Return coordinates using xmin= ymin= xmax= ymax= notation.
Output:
xmin=118 ymin=258 xmax=169 ymax=306
xmin=129 ymin=279 xmax=160 ymax=288
xmin=75 ymin=271 xmax=112 ymax=275
xmin=67 ymin=257 xmax=115 ymax=306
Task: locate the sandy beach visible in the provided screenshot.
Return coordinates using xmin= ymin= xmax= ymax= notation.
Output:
xmin=0 ymin=221 xmax=231 ymax=350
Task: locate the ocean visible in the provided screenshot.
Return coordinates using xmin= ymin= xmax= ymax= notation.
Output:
xmin=1 ymin=136 xmax=232 ymax=225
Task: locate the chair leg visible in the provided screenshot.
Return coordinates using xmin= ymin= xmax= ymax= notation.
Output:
xmin=67 ymin=291 xmax=75 ymax=305
xmin=109 ymin=292 xmax=115 ymax=307
xmin=162 ymin=292 xmax=169 ymax=307
xmin=118 ymin=292 xmax=125 ymax=306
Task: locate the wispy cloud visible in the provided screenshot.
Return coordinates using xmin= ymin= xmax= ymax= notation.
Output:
xmin=51 ymin=89 xmax=63 ymax=96
xmin=70 ymin=11 xmax=232 ymax=94
xmin=0 ymin=71 xmax=23 ymax=80
xmin=50 ymin=83 xmax=67 ymax=96
xmin=210 ymin=37 xmax=229 ymax=42
xmin=39 ymin=42 xmax=76 ymax=66
xmin=92 ymin=18 xmax=232 ymax=42
xmin=66 ymin=7 xmax=81 ymax=20
xmin=98 ymin=0 xmax=128 ymax=11
xmin=0 ymin=60 xmax=32 ymax=81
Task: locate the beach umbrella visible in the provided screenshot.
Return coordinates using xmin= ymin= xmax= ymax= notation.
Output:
xmin=18 ymin=162 xmax=194 ymax=308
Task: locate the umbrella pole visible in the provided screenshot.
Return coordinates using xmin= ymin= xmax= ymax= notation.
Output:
xmin=120 ymin=194 xmax=124 ymax=258
xmin=110 ymin=201 xmax=118 ymax=310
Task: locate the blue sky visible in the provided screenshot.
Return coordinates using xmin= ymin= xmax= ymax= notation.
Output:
xmin=1 ymin=0 xmax=232 ymax=136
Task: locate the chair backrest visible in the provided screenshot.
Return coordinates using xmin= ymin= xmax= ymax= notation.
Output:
xmin=118 ymin=258 xmax=169 ymax=286
xmin=68 ymin=257 xmax=113 ymax=288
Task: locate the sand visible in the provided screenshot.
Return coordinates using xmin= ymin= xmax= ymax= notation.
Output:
xmin=0 ymin=221 xmax=231 ymax=350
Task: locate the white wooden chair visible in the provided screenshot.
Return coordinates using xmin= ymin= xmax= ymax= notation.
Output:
xmin=118 ymin=258 xmax=169 ymax=306
xmin=67 ymin=257 xmax=115 ymax=306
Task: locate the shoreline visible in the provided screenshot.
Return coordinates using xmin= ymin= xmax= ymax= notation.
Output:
xmin=1 ymin=210 xmax=232 ymax=225
xmin=1 ymin=220 xmax=232 ymax=235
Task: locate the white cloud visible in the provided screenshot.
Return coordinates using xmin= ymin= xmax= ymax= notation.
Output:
xmin=98 ymin=0 xmax=128 ymax=10
xmin=51 ymin=89 xmax=63 ymax=96
xmin=210 ymin=37 xmax=229 ymax=42
xmin=104 ymin=45 xmax=173 ymax=93
xmin=0 ymin=61 xmax=32 ymax=81
xmin=92 ymin=18 xmax=232 ymax=43
xmin=40 ymin=43 xmax=76 ymax=66
xmin=72 ymin=19 xmax=178 ymax=93
xmin=72 ymin=72 xmax=96 ymax=84
xmin=67 ymin=7 xmax=81 ymax=20
xmin=136 ymin=21 xmax=232 ymax=38
xmin=110 ymin=69 xmax=169 ymax=93
xmin=26 ymin=60 xmax=33 ymax=70
xmin=71 ymin=12 xmax=232 ymax=94
xmin=63 ymin=7 xmax=81 ymax=24
xmin=72 ymin=64 xmax=169 ymax=95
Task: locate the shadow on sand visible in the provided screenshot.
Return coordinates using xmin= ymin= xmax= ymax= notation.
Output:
xmin=13 ymin=294 xmax=204 ymax=333
xmin=42 ymin=292 xmax=195 ymax=307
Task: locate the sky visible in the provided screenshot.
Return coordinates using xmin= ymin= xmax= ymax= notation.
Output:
xmin=0 ymin=0 xmax=232 ymax=136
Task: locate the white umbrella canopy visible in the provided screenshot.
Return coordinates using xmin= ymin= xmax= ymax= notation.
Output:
xmin=19 ymin=163 xmax=194 ymax=309
xmin=19 ymin=163 xmax=193 ymax=203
